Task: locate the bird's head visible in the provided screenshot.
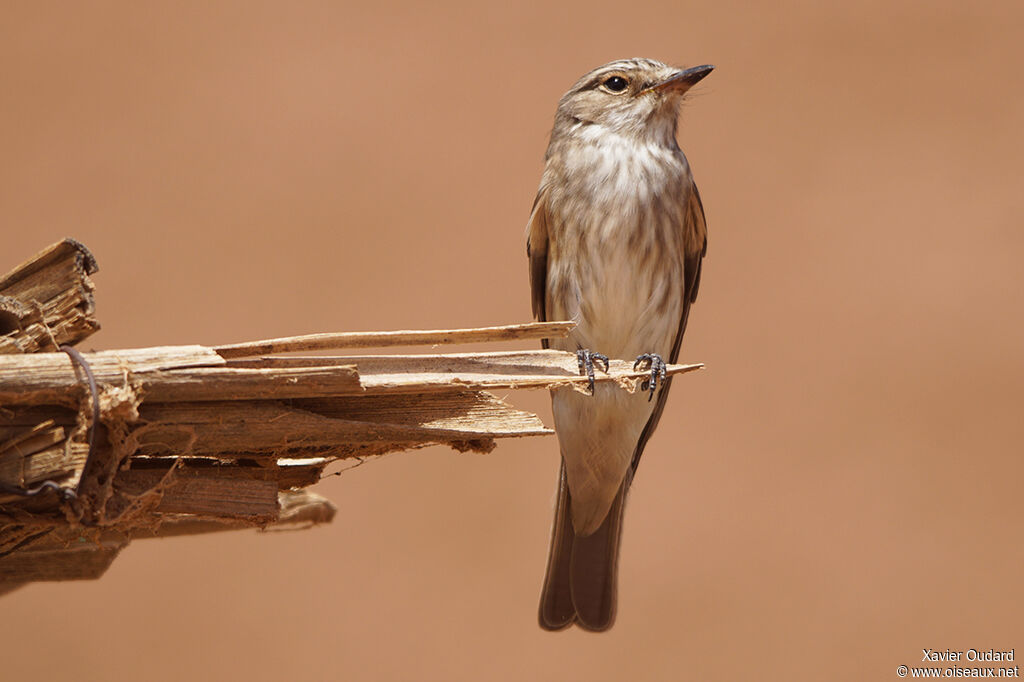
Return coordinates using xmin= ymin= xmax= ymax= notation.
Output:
xmin=552 ymin=58 xmax=713 ymax=146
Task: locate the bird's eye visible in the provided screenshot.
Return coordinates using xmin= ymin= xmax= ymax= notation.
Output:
xmin=602 ymin=76 xmax=629 ymax=93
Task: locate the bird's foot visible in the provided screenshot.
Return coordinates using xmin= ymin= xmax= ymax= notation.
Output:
xmin=633 ymin=353 xmax=667 ymax=401
xmin=576 ymin=349 xmax=609 ymax=395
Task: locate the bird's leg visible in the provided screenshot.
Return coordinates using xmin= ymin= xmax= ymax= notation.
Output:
xmin=576 ymin=349 xmax=609 ymax=395
xmin=633 ymin=353 xmax=667 ymax=401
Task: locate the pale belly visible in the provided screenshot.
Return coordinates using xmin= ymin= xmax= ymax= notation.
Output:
xmin=547 ymin=220 xmax=685 ymax=362
xmin=545 ymin=212 xmax=686 ymax=535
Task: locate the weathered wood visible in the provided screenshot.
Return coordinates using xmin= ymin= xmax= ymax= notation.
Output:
xmin=139 ymin=364 xmax=361 ymax=402
xmin=114 ymin=467 xmax=280 ymax=521
xmin=130 ymin=392 xmax=551 ymax=457
xmin=0 ymin=239 xmax=100 ymax=354
xmin=0 ymin=390 xmax=549 ymax=477
xmin=0 ymin=405 xmax=78 ymax=432
xmin=119 ymin=457 xmax=329 ymax=490
xmin=0 ymin=345 xmax=225 ymax=405
xmin=0 ymin=235 xmax=707 ymax=586
xmin=0 ymin=342 xmax=697 ymax=555
xmin=228 ymin=352 xmax=702 ymax=393
xmin=0 ymin=344 xmax=700 ymax=410
xmin=0 ymin=240 xmax=699 ymax=586
xmin=0 ymin=421 xmax=87 ymax=505
xmin=125 ymin=490 xmax=336 ymax=538
xmin=213 ymin=320 xmax=575 ymax=357
xmin=0 ymin=422 xmax=73 ymax=487
xmin=334 ymin=351 xmax=703 ymax=393
xmin=0 ymin=490 xmax=335 ymax=582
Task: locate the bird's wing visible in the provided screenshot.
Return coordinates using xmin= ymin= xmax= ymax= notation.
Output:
xmin=631 ymin=179 xmax=707 ymax=470
xmin=526 ymin=186 xmax=550 ymax=331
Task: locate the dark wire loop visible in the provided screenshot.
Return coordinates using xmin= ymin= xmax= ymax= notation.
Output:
xmin=60 ymin=345 xmax=99 ymax=467
xmin=0 ymin=346 xmax=98 ymax=502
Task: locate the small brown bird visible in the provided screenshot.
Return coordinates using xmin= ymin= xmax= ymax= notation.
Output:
xmin=527 ymin=58 xmax=711 ymax=631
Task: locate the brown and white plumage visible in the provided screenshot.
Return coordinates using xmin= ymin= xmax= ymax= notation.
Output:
xmin=527 ymin=58 xmax=710 ymax=631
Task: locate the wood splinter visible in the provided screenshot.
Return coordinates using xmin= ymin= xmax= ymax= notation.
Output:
xmin=0 ymin=239 xmax=703 ymax=587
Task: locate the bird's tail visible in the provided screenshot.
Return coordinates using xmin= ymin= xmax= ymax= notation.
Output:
xmin=538 ymin=463 xmax=628 ymax=632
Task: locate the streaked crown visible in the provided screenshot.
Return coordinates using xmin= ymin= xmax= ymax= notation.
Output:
xmin=551 ymin=58 xmax=713 ymax=147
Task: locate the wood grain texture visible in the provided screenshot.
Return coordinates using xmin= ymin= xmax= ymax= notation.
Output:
xmin=0 ymin=242 xmax=703 ymax=585
xmin=213 ymin=320 xmax=575 ymax=357
xmin=0 ymin=239 xmax=100 ymax=354
xmin=342 ymin=350 xmax=702 ymax=393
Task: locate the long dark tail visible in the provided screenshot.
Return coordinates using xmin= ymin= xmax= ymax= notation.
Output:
xmin=538 ymin=463 xmax=629 ymax=631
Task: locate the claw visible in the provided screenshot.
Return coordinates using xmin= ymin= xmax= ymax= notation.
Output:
xmin=576 ymin=349 xmax=609 ymax=395
xmin=633 ymin=353 xmax=667 ymax=401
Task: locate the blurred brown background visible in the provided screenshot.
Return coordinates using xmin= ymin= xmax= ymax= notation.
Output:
xmin=3 ymin=1 xmax=1022 ymax=680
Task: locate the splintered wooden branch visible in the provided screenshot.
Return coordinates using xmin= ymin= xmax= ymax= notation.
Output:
xmin=0 ymin=239 xmax=704 ymax=587
xmin=0 ymin=239 xmax=99 ymax=354
xmin=0 ymin=347 xmax=700 ymax=406
xmin=213 ymin=320 xmax=576 ymax=357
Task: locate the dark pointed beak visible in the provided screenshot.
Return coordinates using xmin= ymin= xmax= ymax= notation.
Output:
xmin=646 ymin=64 xmax=714 ymax=95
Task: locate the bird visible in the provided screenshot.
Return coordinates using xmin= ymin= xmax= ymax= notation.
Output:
xmin=526 ymin=58 xmax=711 ymax=631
